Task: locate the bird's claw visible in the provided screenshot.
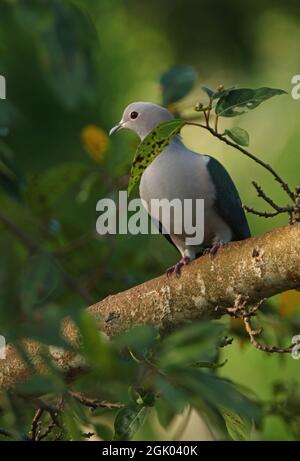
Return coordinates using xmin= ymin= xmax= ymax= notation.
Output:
xmin=203 ymin=240 xmax=224 ymax=257
xmin=166 ymin=256 xmax=190 ymax=277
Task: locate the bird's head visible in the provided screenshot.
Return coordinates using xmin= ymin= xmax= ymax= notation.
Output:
xmin=109 ymin=102 xmax=174 ymax=140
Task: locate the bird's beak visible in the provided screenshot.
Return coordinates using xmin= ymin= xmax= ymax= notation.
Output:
xmin=109 ymin=122 xmax=124 ymax=136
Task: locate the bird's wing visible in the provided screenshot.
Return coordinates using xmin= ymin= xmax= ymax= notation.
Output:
xmin=206 ymin=155 xmax=251 ymax=241
xmin=151 ymin=214 xmax=177 ymax=249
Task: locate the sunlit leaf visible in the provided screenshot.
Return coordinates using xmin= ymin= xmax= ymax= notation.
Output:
xmin=215 ymin=87 xmax=286 ymax=117
xmin=128 ymin=119 xmax=184 ymax=196
xmin=225 ymin=127 xmax=249 ymax=146
xmin=222 ymin=408 xmax=252 ymax=440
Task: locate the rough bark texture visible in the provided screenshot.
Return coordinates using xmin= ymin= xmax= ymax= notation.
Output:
xmin=1 ymin=223 xmax=300 ymax=390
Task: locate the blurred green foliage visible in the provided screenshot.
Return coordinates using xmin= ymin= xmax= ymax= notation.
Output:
xmin=0 ymin=0 xmax=300 ymax=441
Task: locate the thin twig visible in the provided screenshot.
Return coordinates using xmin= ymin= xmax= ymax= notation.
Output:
xmin=203 ymin=110 xmax=209 ymax=126
xmin=214 ymin=114 xmax=219 ymax=132
xmin=82 ymin=432 xmax=95 ymax=439
xmin=185 ymin=122 xmax=295 ymax=202
xmin=36 ymin=396 xmax=64 ymax=441
xmin=29 ymin=408 xmax=44 ymax=441
xmin=243 ymin=316 xmax=298 ymax=354
xmin=251 ymin=182 xmax=292 ymax=213
xmin=69 ymin=391 xmax=124 ymax=410
xmin=227 ymin=297 xmax=298 ymax=354
xmin=243 ymin=206 xmax=282 ymax=218
xmin=38 ymin=420 xmax=57 ymax=441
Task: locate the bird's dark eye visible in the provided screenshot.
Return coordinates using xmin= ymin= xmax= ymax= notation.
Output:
xmin=130 ymin=111 xmax=138 ymax=119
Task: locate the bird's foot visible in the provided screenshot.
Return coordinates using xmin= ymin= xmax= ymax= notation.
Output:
xmin=166 ymin=256 xmax=190 ymax=277
xmin=203 ymin=240 xmax=224 ymax=257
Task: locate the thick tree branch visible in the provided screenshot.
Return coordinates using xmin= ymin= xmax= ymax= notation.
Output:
xmin=1 ymin=223 xmax=300 ymax=391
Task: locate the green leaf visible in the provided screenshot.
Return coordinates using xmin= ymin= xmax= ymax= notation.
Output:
xmin=20 ymin=304 xmax=73 ymax=350
xmin=63 ymin=410 xmax=83 ymax=441
xmin=36 ymin=3 xmax=97 ymax=109
xmin=161 ymin=66 xmax=198 ymax=105
xmin=78 ymin=311 xmax=114 ymax=372
xmin=158 ymin=321 xmax=222 ymax=369
xmin=67 ymin=393 xmax=90 ymax=425
xmin=222 ymin=408 xmax=252 ymax=441
xmin=155 ymin=398 xmax=177 ymax=429
xmin=114 ymin=404 xmax=149 ymax=441
xmin=129 ymin=387 xmax=156 ymax=407
xmin=155 ymin=376 xmax=188 ymax=413
xmin=26 ymin=162 xmax=88 ymax=215
xmin=95 ymin=423 xmax=113 ymax=441
xmin=225 ymin=127 xmax=249 ymax=146
xmin=114 ymin=325 xmax=158 ymax=359
xmin=215 ymin=87 xmax=287 ymax=117
xmin=129 ymin=387 xmax=144 ymax=405
xmin=202 ymin=86 xmax=215 ymax=98
xmin=202 ymin=86 xmax=234 ymax=101
xmin=16 ymin=374 xmax=65 ymax=396
xmin=20 ymin=253 xmax=62 ymax=312
xmin=181 ymin=369 xmax=261 ymax=423
xmin=128 ymin=119 xmax=184 ymax=196
xmin=0 ymin=142 xmax=24 ymax=202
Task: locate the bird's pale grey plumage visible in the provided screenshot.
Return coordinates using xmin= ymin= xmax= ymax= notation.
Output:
xmin=110 ymin=102 xmax=250 ymax=272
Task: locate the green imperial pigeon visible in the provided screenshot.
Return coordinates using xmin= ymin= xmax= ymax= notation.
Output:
xmin=110 ymin=102 xmax=250 ymax=275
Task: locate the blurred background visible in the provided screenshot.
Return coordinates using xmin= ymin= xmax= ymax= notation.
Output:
xmin=0 ymin=0 xmax=300 ymax=441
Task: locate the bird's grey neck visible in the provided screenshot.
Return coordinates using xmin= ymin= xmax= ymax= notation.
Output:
xmin=165 ymin=134 xmax=184 ymax=150
xmin=171 ymin=134 xmax=183 ymax=145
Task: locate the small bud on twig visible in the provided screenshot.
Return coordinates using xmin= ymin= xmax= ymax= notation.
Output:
xmin=194 ymin=102 xmax=203 ymax=111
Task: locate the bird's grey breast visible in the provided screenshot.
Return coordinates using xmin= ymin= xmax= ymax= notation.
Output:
xmin=139 ymin=140 xmax=215 ymax=205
